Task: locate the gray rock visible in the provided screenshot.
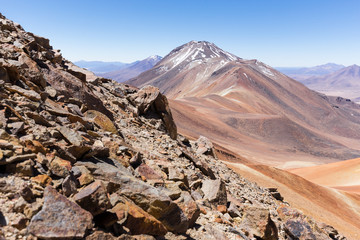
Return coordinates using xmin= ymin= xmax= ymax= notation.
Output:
xmin=201 ymin=179 xmax=227 ymax=206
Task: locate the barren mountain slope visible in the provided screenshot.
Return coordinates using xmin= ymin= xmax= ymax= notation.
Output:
xmin=127 ymin=41 xmax=360 ymax=166
xmin=226 ymin=161 xmax=360 ymax=240
xmin=290 ymin=157 xmax=360 ymax=193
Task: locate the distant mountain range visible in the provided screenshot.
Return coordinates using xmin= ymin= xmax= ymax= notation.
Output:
xmin=74 ymin=60 xmax=128 ymax=73
xmin=277 ymin=63 xmax=360 ymax=102
xmin=74 ymin=55 xmax=162 ymax=82
xmin=276 ymin=63 xmax=345 ymax=81
xmin=302 ymin=65 xmax=360 ymax=102
xmin=100 ymin=55 xmax=162 ymax=82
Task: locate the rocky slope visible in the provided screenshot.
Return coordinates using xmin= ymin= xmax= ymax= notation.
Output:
xmin=0 ymin=13 xmax=346 ymax=239
xmin=127 ymin=41 xmax=360 ymax=167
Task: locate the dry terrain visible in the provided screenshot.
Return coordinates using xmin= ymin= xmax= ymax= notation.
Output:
xmin=128 ymin=41 xmax=360 ymax=167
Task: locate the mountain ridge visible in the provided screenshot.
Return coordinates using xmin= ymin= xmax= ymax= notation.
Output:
xmin=127 ymin=40 xmax=360 ymax=166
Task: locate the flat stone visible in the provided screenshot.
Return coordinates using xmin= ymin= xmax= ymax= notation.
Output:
xmin=136 ymin=163 xmax=163 ymax=181
xmin=0 ymin=109 xmax=6 ymax=129
xmin=9 ymin=121 xmax=25 ymax=135
xmin=277 ymin=206 xmax=329 ymax=239
xmin=195 ymin=136 xmax=217 ymax=158
xmin=25 ymin=111 xmax=52 ymax=127
xmin=27 ymin=186 xmax=93 ymax=239
xmin=181 ymin=148 xmax=215 ymax=179
xmin=57 ymin=125 xmax=84 ymax=146
xmin=25 ymin=140 xmax=47 ymax=154
xmin=117 ymin=175 xmax=189 ymax=233
xmin=2 ymin=153 xmax=37 ymax=165
xmin=228 ymin=202 xmax=241 ymax=218
xmin=72 ymin=165 xmax=94 ymax=186
xmin=86 ymin=231 xmax=118 ymax=240
xmin=66 ymin=145 xmax=92 ymax=159
xmin=5 ymin=84 xmax=41 ymax=101
xmin=45 ymin=86 xmax=57 ymax=98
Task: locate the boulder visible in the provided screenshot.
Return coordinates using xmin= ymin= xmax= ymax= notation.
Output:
xmin=240 ymin=205 xmax=278 ymax=240
xmin=195 ymin=136 xmax=217 ymax=158
xmin=175 ymin=191 xmax=200 ymax=227
xmin=50 ymin=157 xmax=72 ymax=177
xmin=277 ymin=206 xmax=330 ymax=239
xmin=112 ymin=198 xmax=167 ymax=236
xmin=74 ymin=180 xmax=111 ymax=216
xmin=134 ymin=86 xmax=177 ymax=140
xmin=117 ymin=175 xmax=189 ymax=233
xmin=201 ymin=179 xmax=227 ymax=205
xmin=27 ymin=186 xmax=93 ymax=239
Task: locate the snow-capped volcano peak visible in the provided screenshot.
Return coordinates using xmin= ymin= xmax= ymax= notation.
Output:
xmin=162 ymin=41 xmax=240 ymax=68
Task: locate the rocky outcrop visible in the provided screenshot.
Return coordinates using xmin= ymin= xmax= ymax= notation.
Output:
xmin=0 ymin=13 xmax=346 ymax=240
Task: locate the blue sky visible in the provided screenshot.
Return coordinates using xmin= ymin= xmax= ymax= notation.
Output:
xmin=1 ymin=0 xmax=359 ymax=67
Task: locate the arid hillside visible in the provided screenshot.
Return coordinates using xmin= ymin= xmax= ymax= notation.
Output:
xmin=127 ymin=41 xmax=360 ymax=167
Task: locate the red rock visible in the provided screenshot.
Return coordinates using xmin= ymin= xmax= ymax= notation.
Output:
xmin=136 ymin=163 xmax=163 ymax=181
xmin=27 ymin=186 xmax=93 ymax=239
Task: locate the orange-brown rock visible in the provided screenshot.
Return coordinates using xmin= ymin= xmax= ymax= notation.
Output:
xmin=25 ymin=140 xmax=47 ymax=154
xmin=112 ymin=199 xmax=167 ymax=236
xmin=217 ymin=205 xmax=227 ymax=214
xmin=85 ymin=110 xmax=117 ymax=134
xmin=50 ymin=157 xmax=72 ymax=177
